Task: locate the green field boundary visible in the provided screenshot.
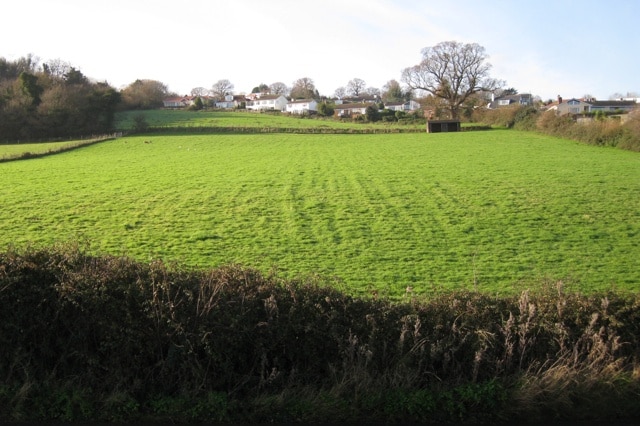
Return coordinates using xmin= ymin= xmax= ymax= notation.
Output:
xmin=1 ymin=124 xmax=493 ymax=161
xmin=0 ymin=134 xmax=122 ymax=163
xmin=133 ymin=124 xmax=492 ymax=134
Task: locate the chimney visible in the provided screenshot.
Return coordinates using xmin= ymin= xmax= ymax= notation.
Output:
xmin=557 ymin=95 xmax=563 ymax=104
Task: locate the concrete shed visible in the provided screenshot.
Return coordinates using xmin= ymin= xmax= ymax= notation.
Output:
xmin=427 ymin=120 xmax=461 ymax=133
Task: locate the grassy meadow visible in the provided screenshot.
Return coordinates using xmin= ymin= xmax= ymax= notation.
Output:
xmin=0 ymin=140 xmax=92 ymax=160
xmin=114 ymin=108 xmax=426 ymax=131
xmin=1 ymin=128 xmax=638 ymax=297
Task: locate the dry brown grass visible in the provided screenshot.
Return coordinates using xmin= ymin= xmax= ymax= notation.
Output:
xmin=1 ymin=245 xmax=638 ymax=422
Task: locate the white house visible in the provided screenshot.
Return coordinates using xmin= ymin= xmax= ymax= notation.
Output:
xmin=334 ymin=103 xmax=369 ymax=117
xmin=246 ymin=94 xmax=288 ymax=111
xmin=285 ymin=99 xmax=318 ymax=114
xmin=335 ymin=95 xmax=379 ymax=105
xmin=215 ymin=94 xmax=244 ymax=109
xmin=553 ymin=97 xmax=637 ymax=115
xmin=163 ymin=96 xmax=192 ymax=108
xmin=384 ymin=100 xmax=421 ymax=112
xmin=163 ymin=95 xmax=215 ymax=108
xmin=487 ymin=93 xmax=533 ymax=109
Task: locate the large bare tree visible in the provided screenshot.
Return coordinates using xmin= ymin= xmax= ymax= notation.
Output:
xmin=402 ymin=41 xmax=502 ymax=119
xmin=333 ymin=86 xmax=346 ymax=99
xmin=211 ymin=79 xmax=234 ymax=100
xmin=190 ymin=87 xmax=210 ymax=97
xmin=346 ymin=78 xmax=366 ymax=97
xmin=269 ymin=81 xmax=289 ymax=96
xmin=290 ymin=77 xmax=317 ymax=99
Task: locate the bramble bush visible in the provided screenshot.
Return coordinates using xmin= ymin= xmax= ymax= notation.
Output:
xmin=0 ymin=245 xmax=639 ymax=422
xmin=476 ymin=105 xmax=640 ymax=151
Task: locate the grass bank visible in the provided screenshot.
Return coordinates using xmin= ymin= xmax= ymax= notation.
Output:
xmin=0 ymin=135 xmax=119 ymax=162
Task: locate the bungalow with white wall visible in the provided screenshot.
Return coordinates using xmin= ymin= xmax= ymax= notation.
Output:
xmin=384 ymin=100 xmax=421 ymax=112
xmin=163 ymin=96 xmax=192 ymax=108
xmin=215 ymin=94 xmax=245 ymax=109
xmin=335 ymin=95 xmax=379 ymax=105
xmin=334 ymin=103 xmax=369 ymax=117
xmin=487 ymin=93 xmax=533 ymax=109
xmin=163 ymin=95 xmax=215 ymax=108
xmin=285 ymin=99 xmax=318 ymax=114
xmin=246 ymin=94 xmax=288 ymax=111
xmin=552 ymin=96 xmax=637 ymax=115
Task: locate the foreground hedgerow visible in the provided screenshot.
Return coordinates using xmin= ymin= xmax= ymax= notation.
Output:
xmin=0 ymin=246 xmax=638 ymax=423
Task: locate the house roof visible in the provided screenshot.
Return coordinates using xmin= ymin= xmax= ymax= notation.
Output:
xmin=588 ymin=100 xmax=636 ymax=107
xmin=163 ymin=96 xmax=192 ymax=102
xmin=341 ymin=95 xmax=378 ymax=103
xmin=288 ymin=99 xmax=316 ymax=104
xmin=556 ymin=98 xmax=636 ymax=107
xmin=488 ymin=93 xmax=533 ymax=108
xmin=255 ymin=94 xmax=285 ymax=100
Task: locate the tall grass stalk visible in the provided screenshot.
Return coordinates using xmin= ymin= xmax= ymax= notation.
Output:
xmin=1 ymin=245 xmax=638 ymax=422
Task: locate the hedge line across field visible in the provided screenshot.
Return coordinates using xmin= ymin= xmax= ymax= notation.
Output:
xmin=0 ymin=245 xmax=639 ymax=422
xmin=135 ymin=125 xmax=491 ymax=134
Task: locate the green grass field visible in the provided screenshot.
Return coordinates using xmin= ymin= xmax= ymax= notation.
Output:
xmin=1 ymin=130 xmax=639 ymax=297
xmin=0 ymin=140 xmax=85 ymax=159
xmin=114 ymin=109 xmax=425 ymax=131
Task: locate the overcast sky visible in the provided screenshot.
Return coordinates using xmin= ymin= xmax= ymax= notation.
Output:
xmin=1 ymin=0 xmax=638 ymax=100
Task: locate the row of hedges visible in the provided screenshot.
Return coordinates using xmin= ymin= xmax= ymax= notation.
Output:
xmin=475 ymin=105 xmax=640 ymax=151
xmin=0 ymin=134 xmax=120 ymax=163
xmin=139 ymin=125 xmax=424 ymax=134
xmin=1 ymin=245 xmax=639 ymax=422
xmin=131 ymin=125 xmax=490 ymax=135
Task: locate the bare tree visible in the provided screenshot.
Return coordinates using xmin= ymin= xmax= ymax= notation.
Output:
xmin=290 ymin=77 xmax=317 ymax=99
xmin=402 ymin=41 xmax=502 ymax=119
xmin=191 ymin=87 xmax=210 ymax=97
xmin=269 ymin=81 xmax=289 ymax=96
xmin=334 ymin=86 xmax=346 ymax=99
xmin=42 ymin=58 xmax=72 ymax=78
xmin=211 ymin=79 xmax=234 ymax=100
xmin=365 ymin=86 xmax=380 ymax=97
xmin=346 ymin=78 xmax=366 ymax=97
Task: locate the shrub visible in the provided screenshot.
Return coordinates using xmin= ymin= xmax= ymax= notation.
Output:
xmin=619 ymin=109 xmax=640 ymax=151
xmin=534 ymin=109 xmax=640 ymax=150
xmin=1 ymin=246 xmax=638 ymax=422
xmin=536 ymin=110 xmax=573 ymax=136
xmin=317 ymin=102 xmax=334 ymax=117
xmin=132 ymin=113 xmax=149 ymax=133
xmin=512 ymin=106 xmax=539 ymax=130
xmin=568 ymin=119 xmax=625 ymax=146
xmin=365 ymin=105 xmax=380 ymax=122
xmin=188 ymin=96 xmax=203 ymax=111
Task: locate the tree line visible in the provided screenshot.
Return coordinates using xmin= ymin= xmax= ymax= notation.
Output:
xmin=0 ymin=42 xmax=504 ymax=141
xmin=4 ymin=41 xmax=636 ymax=143
xmin=0 ymin=55 xmax=121 ymax=141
